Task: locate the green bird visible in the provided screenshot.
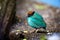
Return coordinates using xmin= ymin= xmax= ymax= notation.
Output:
xmin=27 ymin=11 xmax=46 ymax=31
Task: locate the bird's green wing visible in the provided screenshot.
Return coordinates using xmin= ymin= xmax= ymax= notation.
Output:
xmin=31 ymin=12 xmax=46 ymax=28
xmin=31 ymin=18 xmax=46 ymax=28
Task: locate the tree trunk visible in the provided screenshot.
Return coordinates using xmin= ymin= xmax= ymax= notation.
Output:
xmin=0 ymin=0 xmax=15 ymax=40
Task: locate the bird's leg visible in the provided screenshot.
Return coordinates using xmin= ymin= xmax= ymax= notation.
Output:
xmin=30 ymin=29 xmax=36 ymax=33
xmin=34 ymin=28 xmax=45 ymax=33
xmin=35 ymin=29 xmax=39 ymax=33
xmin=35 ymin=28 xmax=46 ymax=33
xmin=30 ymin=29 xmax=40 ymax=33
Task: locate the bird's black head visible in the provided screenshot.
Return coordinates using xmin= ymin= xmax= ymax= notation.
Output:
xmin=27 ymin=11 xmax=35 ymax=17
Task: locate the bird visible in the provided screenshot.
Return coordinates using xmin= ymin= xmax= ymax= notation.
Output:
xmin=27 ymin=11 xmax=46 ymax=32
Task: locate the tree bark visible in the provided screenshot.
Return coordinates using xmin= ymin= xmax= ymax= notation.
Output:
xmin=0 ymin=0 xmax=15 ymax=40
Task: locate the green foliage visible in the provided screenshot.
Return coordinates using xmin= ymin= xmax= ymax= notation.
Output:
xmin=40 ymin=34 xmax=47 ymax=40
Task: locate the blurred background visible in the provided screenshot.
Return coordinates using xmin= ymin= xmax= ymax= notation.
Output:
xmin=16 ymin=0 xmax=60 ymax=32
xmin=0 ymin=0 xmax=60 ymax=40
